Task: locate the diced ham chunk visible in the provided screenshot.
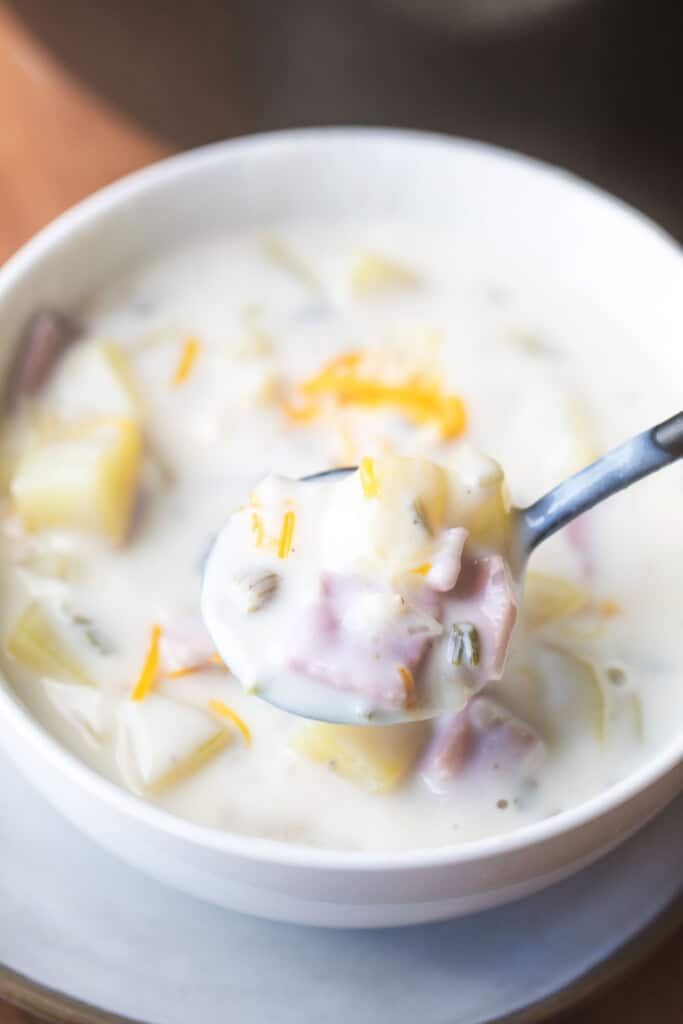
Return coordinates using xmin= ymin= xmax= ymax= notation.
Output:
xmin=7 ymin=310 xmax=81 ymax=406
xmin=289 ymin=572 xmax=440 ymax=710
xmin=421 ymin=696 xmax=545 ymax=794
xmin=159 ymin=615 xmax=217 ymax=675
xmin=442 ymin=554 xmax=518 ymax=686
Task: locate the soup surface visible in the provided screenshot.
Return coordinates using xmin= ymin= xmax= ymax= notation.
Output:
xmin=1 ymin=223 xmax=681 ymax=850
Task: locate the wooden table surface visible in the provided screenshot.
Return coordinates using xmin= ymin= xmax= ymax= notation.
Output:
xmin=0 ymin=5 xmax=681 ymax=1022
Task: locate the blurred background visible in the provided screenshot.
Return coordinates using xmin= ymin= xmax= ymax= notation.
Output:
xmin=1 ymin=0 xmax=682 ymax=264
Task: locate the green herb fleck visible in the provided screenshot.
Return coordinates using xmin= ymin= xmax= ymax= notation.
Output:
xmin=448 ymin=622 xmax=480 ymax=668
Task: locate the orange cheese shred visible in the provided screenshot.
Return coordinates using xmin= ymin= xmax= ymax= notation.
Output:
xmin=165 ymin=653 xmax=226 ymax=679
xmin=359 ymin=456 xmax=379 ymax=498
xmin=172 ymin=337 xmax=201 ymax=387
xmin=208 ymin=698 xmax=252 ymax=746
xmin=411 ymin=563 xmax=432 ymax=576
xmin=131 ymin=624 xmax=162 ymax=701
xmin=278 ymin=509 xmax=296 ymax=559
xmin=251 ymin=512 xmax=264 ymax=547
xmin=397 ymin=665 xmax=416 ymax=708
xmin=286 ymin=350 xmax=467 ymax=439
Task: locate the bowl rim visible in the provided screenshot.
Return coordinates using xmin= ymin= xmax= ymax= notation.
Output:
xmin=0 ymin=125 xmax=681 ymax=872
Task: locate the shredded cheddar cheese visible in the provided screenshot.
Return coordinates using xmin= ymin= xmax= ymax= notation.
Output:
xmin=411 ymin=562 xmax=432 ymax=576
xmin=131 ymin=624 xmax=162 ymax=701
xmin=251 ymin=512 xmax=264 ymax=547
xmin=171 ymin=337 xmax=201 ymax=387
xmin=208 ymin=698 xmax=252 ymax=746
xmin=359 ymin=456 xmax=379 ymax=498
xmin=599 ymin=599 xmax=622 ymax=618
xmin=397 ymin=665 xmax=416 ymax=708
xmin=278 ymin=509 xmax=296 ymax=559
xmin=166 ymin=664 xmax=201 ymax=680
xmin=164 ymin=652 xmax=225 ymax=680
xmin=285 ymin=350 xmax=467 ymax=439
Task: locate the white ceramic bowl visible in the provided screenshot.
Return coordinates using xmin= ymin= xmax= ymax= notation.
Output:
xmin=0 ymin=129 xmax=681 ymax=928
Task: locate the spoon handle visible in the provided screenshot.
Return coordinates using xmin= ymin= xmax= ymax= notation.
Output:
xmin=520 ymin=410 xmax=683 ymax=556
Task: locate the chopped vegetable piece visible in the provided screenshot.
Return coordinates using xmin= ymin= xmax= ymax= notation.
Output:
xmin=46 ymin=341 xmax=142 ymax=421
xmin=447 ymin=622 xmax=480 ymax=668
xmin=263 ymin=237 xmax=321 ymax=292
xmin=17 ymin=546 xmax=78 ymax=581
xmin=225 ymin=570 xmax=279 ymax=613
xmin=208 ymin=698 xmax=251 ymax=746
xmin=411 ymin=497 xmax=431 ymax=534
xmin=278 ymin=509 xmax=296 ymax=559
xmin=524 ymin=573 xmax=590 ymax=628
xmin=172 ymin=337 xmax=201 ymax=386
xmin=287 ymin=350 xmax=467 ymax=440
xmin=544 ymin=642 xmax=606 ymax=744
xmin=44 ymin=680 xmax=108 ymax=748
xmin=359 ymin=456 xmax=379 ymax=498
xmin=350 ymin=252 xmax=420 ymax=296
xmin=6 ymin=601 xmax=93 ymax=685
xmin=11 ymin=417 xmax=142 ymax=544
xmin=131 ymin=624 xmax=162 ymax=701
xmin=71 ymin=613 xmax=113 ymax=655
xmin=292 ymin=720 xmax=428 ymax=792
xmin=117 ymin=694 xmax=231 ymax=793
xmin=6 ymin=310 xmax=81 ymax=406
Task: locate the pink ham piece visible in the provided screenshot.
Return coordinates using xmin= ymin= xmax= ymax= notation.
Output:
xmin=289 ymin=572 xmax=441 ymax=710
xmin=6 ymin=310 xmax=81 ymax=407
xmin=159 ymin=615 xmax=217 ymax=675
xmin=421 ymin=696 xmax=545 ymax=794
xmin=442 ymin=554 xmax=518 ymax=686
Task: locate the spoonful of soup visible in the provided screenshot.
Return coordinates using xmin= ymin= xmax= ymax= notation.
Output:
xmin=201 ymin=410 xmax=682 ymax=725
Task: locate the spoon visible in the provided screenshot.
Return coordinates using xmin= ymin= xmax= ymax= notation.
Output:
xmin=203 ymin=410 xmax=682 ymax=724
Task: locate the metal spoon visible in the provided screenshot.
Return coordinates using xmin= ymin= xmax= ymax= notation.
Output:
xmin=203 ymin=410 xmax=682 ymax=724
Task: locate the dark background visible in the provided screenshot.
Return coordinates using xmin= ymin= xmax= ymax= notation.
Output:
xmin=8 ymin=0 xmax=683 ymax=240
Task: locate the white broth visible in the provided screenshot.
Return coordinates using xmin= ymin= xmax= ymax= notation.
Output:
xmin=0 ymin=222 xmax=681 ymax=851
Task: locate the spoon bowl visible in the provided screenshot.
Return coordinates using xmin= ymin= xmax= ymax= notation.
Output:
xmin=203 ymin=411 xmax=682 ymax=725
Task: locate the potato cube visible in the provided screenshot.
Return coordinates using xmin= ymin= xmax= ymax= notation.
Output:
xmin=447 ymin=443 xmax=511 ymax=549
xmin=11 ymin=417 xmax=142 ymax=543
xmin=292 ymin=720 xmax=429 ymax=792
xmin=6 ymin=601 xmax=93 ymax=685
xmin=117 ymin=695 xmax=231 ymax=794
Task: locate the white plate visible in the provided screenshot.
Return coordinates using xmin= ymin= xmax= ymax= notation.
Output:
xmin=1 ymin=747 xmax=681 ymax=1024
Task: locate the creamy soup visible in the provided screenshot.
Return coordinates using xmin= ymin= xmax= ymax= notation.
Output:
xmin=0 ymin=223 xmax=681 ymax=851
xmin=202 ymin=451 xmax=519 ymax=724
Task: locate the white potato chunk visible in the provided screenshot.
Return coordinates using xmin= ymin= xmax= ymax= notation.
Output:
xmin=11 ymin=418 xmax=142 ymax=544
xmin=44 ymin=680 xmax=109 ymax=748
xmin=6 ymin=601 xmax=93 ymax=685
xmin=117 ymin=694 xmax=231 ymax=794
xmin=292 ymin=720 xmax=429 ymax=792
